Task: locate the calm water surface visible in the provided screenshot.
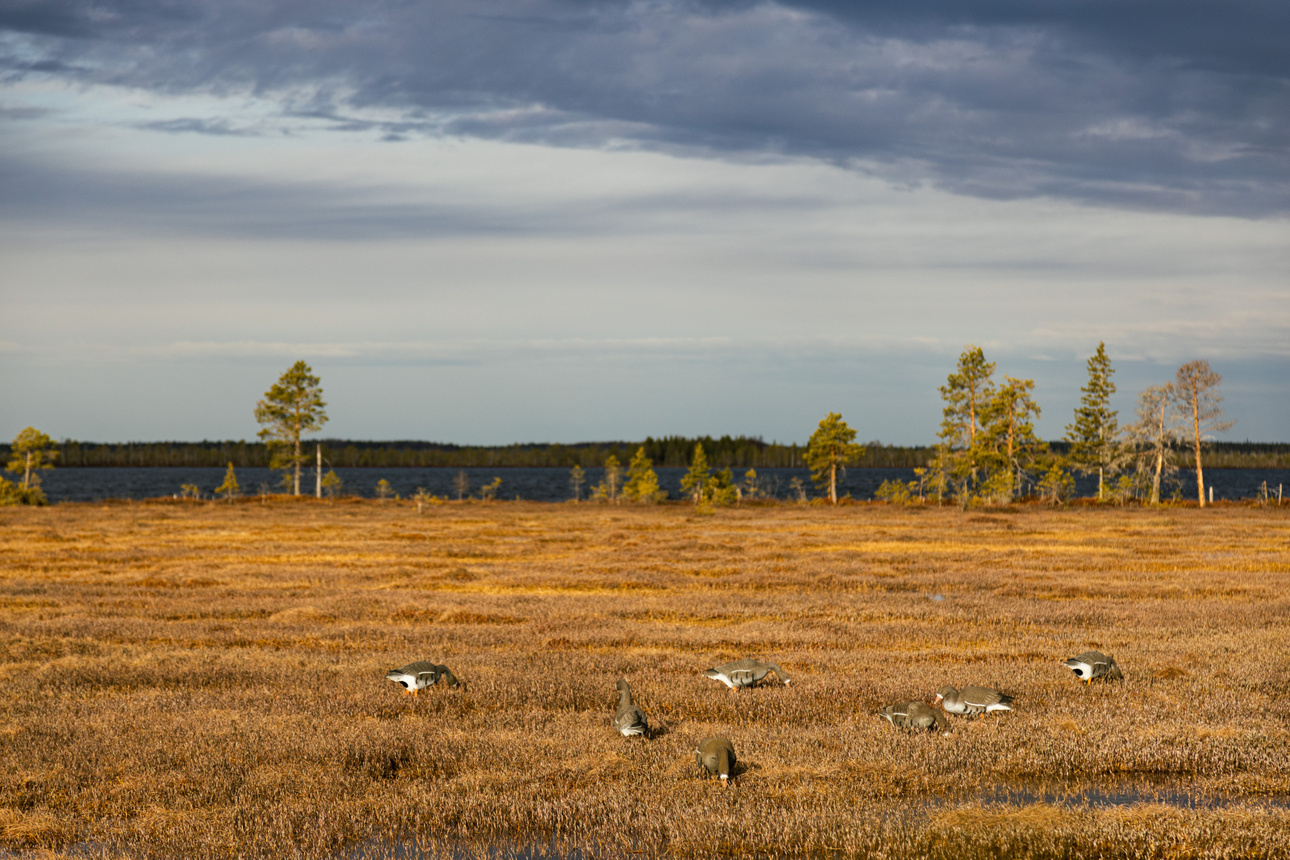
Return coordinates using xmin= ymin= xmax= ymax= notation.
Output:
xmin=32 ymin=466 xmax=1290 ymax=504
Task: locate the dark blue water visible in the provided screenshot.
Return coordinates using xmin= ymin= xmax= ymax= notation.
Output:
xmin=28 ymin=467 xmax=1290 ymax=504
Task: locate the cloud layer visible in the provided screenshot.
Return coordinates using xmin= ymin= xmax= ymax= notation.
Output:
xmin=4 ymin=0 xmax=1288 ymax=215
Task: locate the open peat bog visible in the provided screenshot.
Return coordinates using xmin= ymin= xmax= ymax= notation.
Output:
xmin=3 ymin=501 xmax=1289 ymax=859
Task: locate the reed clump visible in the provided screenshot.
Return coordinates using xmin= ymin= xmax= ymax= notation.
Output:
xmin=1 ymin=501 xmax=1288 ymax=858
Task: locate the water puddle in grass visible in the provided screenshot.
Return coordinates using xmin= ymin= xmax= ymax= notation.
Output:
xmin=956 ymin=777 xmax=1290 ymax=811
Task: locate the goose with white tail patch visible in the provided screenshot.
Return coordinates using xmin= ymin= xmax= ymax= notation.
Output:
xmin=934 ymin=685 xmax=1014 ymax=719
xmin=613 ymin=678 xmax=649 ymax=738
xmin=703 ymin=658 xmax=792 ymax=691
xmin=1063 ymin=651 xmax=1123 ymax=683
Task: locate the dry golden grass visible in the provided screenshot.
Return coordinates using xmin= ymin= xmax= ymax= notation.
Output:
xmin=2 ymin=499 xmax=1289 ymax=858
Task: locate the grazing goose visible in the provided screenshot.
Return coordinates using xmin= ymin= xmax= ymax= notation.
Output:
xmin=1062 ymin=651 xmax=1123 ymax=683
xmin=613 ymin=678 xmax=649 ymax=738
xmin=703 ymin=658 xmax=792 ymax=691
xmin=385 ymin=661 xmax=465 ymax=696
xmin=879 ymin=701 xmax=951 ymax=733
xmin=934 ymin=685 xmax=1014 ymax=719
xmin=694 ymin=736 xmax=737 ymax=786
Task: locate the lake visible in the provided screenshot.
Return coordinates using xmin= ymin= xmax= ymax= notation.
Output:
xmin=28 ymin=466 xmax=1290 ymax=504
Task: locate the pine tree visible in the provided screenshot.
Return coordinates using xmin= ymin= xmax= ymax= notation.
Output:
xmin=804 ymin=412 xmax=865 ymax=504
xmin=1065 ymin=343 xmax=1123 ymax=500
xmin=254 ymin=361 xmax=328 ymax=496
xmin=1171 ymin=360 xmax=1234 ymax=507
xmin=938 ymin=346 xmax=996 ymax=497
xmin=215 ymin=462 xmax=240 ymax=502
xmin=7 ymin=427 xmax=58 ymax=490
xmin=680 ymin=443 xmax=710 ymax=504
xmin=622 ymin=447 xmax=666 ymax=503
xmin=978 ymin=376 xmax=1045 ymax=502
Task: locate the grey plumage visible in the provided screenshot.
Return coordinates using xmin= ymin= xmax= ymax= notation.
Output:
xmin=1062 ymin=650 xmax=1123 ymax=683
xmin=613 ymin=678 xmax=649 ymax=737
xmin=703 ymin=658 xmax=792 ymax=690
xmin=385 ymin=661 xmax=465 ymax=696
xmin=694 ymin=736 xmax=737 ymax=785
xmin=879 ymin=701 xmax=951 ymax=733
xmin=934 ymin=685 xmax=1015 ymax=718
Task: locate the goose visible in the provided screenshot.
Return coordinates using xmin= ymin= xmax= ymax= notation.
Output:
xmin=1062 ymin=651 xmax=1123 ymax=683
xmin=694 ymin=736 xmax=737 ymax=786
xmin=703 ymin=658 xmax=792 ymax=691
xmin=613 ymin=678 xmax=649 ymax=738
xmin=879 ymin=701 xmax=951 ymax=733
xmin=934 ymin=685 xmax=1014 ymax=719
xmin=385 ymin=661 xmax=465 ymax=696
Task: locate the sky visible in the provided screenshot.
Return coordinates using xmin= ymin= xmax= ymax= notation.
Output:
xmin=2 ymin=0 xmax=1287 ymax=445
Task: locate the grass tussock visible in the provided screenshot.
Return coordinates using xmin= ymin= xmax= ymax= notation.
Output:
xmin=1 ymin=502 xmax=1289 ymax=858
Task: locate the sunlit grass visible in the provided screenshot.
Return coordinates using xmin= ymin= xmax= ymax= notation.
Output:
xmin=2 ymin=500 xmax=1289 ymax=858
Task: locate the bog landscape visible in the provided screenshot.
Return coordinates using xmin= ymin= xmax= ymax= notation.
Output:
xmin=3 ymin=499 xmax=1289 ymax=859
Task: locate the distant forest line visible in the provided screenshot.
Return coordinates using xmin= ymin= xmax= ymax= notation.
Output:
xmin=21 ymin=437 xmax=1290 ymax=469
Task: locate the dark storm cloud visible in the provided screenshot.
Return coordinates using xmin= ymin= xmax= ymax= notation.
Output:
xmin=3 ymin=0 xmax=1288 ymax=215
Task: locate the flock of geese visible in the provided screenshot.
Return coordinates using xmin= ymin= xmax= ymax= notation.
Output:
xmin=386 ymin=650 xmax=1123 ymax=787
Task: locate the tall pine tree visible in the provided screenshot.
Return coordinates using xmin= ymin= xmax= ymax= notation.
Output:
xmin=935 ymin=345 xmax=996 ymax=499
xmin=1065 ymin=342 xmax=1121 ymax=500
xmin=804 ymin=412 xmax=865 ymax=504
xmin=254 ymin=361 xmax=328 ymax=496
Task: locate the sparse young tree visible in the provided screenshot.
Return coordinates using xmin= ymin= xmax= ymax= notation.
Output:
xmin=7 ymin=427 xmax=58 ymax=490
xmin=1171 ymin=360 xmax=1234 ymax=507
xmin=1123 ymin=384 xmax=1180 ymax=505
xmin=413 ymin=487 xmax=433 ymax=514
xmin=569 ymin=464 xmax=586 ymax=502
xmin=804 ymin=412 xmax=865 ymax=504
xmin=453 ymin=470 xmax=470 ymax=501
xmin=622 ymin=447 xmax=666 ymax=503
xmin=680 ymin=444 xmax=711 ymax=505
xmin=321 ymin=470 xmax=342 ymax=498
xmin=478 ymin=477 xmax=502 ymax=501
xmin=215 ymin=462 xmax=240 ymax=503
xmin=603 ymin=454 xmax=622 ymax=503
xmin=375 ymin=478 xmax=394 ymax=502
xmin=254 ymin=361 xmax=328 ymax=496
xmin=1065 ymin=343 xmax=1124 ymax=500
xmin=937 ymin=346 xmax=996 ymax=495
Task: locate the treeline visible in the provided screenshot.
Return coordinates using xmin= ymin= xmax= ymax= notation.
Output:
xmin=20 ymin=438 xmax=1287 ymax=469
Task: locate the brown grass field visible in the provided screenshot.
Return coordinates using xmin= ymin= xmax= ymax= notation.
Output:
xmin=2 ymin=499 xmax=1289 ymax=859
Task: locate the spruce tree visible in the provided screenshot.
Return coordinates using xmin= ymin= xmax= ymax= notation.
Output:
xmin=1065 ymin=342 xmax=1122 ymax=500
xmin=254 ymin=361 xmax=328 ymax=496
xmin=622 ymin=447 xmax=665 ymax=503
xmin=680 ymin=443 xmax=710 ymax=504
xmin=804 ymin=412 xmax=865 ymax=504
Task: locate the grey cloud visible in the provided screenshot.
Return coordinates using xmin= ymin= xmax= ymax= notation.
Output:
xmin=2 ymin=0 xmax=1288 ymax=215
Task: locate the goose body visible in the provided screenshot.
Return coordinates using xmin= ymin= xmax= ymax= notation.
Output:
xmin=703 ymin=658 xmax=792 ymax=690
xmin=385 ymin=661 xmax=465 ymax=696
xmin=1062 ymin=651 xmax=1123 ymax=683
xmin=613 ymin=678 xmax=649 ymax=737
xmin=879 ymin=701 xmax=951 ymax=733
xmin=695 ymin=736 xmax=737 ymax=785
xmin=934 ymin=685 xmax=1014 ymax=718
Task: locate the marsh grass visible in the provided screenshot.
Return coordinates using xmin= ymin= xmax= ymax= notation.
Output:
xmin=2 ymin=501 xmax=1289 ymax=858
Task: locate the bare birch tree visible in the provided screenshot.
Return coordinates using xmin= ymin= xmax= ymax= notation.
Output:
xmin=1171 ymin=360 xmax=1234 ymax=507
xmin=1123 ymin=384 xmax=1180 ymax=505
